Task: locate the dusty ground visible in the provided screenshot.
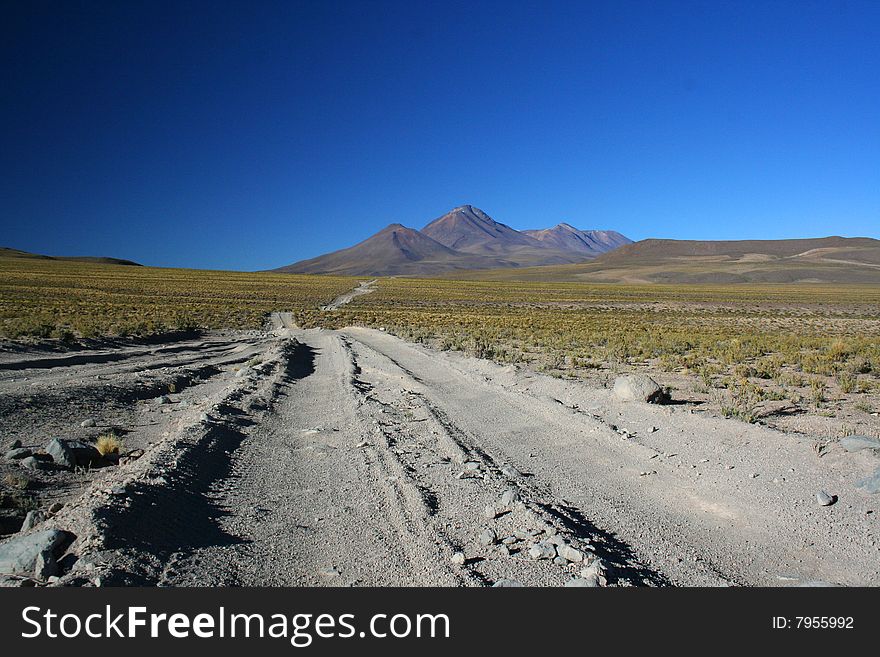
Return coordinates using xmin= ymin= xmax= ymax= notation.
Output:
xmin=1 ymin=302 xmax=879 ymax=587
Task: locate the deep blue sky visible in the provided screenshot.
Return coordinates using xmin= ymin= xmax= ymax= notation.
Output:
xmin=2 ymin=0 xmax=878 ymax=270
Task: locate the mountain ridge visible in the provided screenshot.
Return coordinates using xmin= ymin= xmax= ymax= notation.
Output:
xmin=0 ymin=247 xmax=142 ymax=266
xmin=275 ymin=205 xmax=630 ymax=276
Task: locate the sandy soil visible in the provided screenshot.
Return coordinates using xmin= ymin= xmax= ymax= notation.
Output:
xmin=1 ymin=307 xmax=878 ymax=587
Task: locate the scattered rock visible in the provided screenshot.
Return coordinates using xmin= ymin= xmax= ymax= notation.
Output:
xmin=500 ymin=488 xmax=519 ymax=505
xmin=558 ymin=544 xmax=585 ymax=563
xmin=484 ymin=504 xmax=499 ymax=519
xmin=9 ymin=439 xmax=22 ymax=450
xmin=451 ymin=551 xmax=466 ymax=565
xmin=565 ymin=575 xmax=599 ymax=587
xmin=500 ymin=465 xmax=522 ymax=478
xmin=840 ymin=435 xmax=880 ymax=453
xmin=0 ymin=529 xmax=72 ymax=576
xmin=479 ymin=528 xmax=497 ymax=546
xmin=157 ymin=395 xmax=171 ymax=405
xmin=528 ymin=542 xmax=557 ymax=560
xmin=5 ymin=448 xmax=32 ymax=460
xmin=580 ymin=557 xmax=609 ymax=585
xmin=48 ymin=503 xmax=63 ymax=514
xmin=120 ymin=449 xmax=145 ymax=465
xmin=20 ymin=456 xmax=47 ymax=471
xmin=463 ymin=461 xmax=481 ymax=472
xmin=455 ymin=470 xmax=482 ymax=480
xmin=816 ymin=490 xmax=836 ymax=506
xmin=612 ymin=375 xmax=668 ymax=404
xmin=20 ymin=510 xmax=45 ymax=532
xmin=80 ymin=418 xmax=96 ymax=428
xmin=492 ymin=579 xmax=523 ymax=587
xmin=553 ymin=556 xmax=568 ymax=566
xmin=45 ymin=438 xmax=101 ymax=469
xmin=856 ymin=466 xmax=880 ymax=495
xmin=501 ymin=536 xmax=518 ymax=545
xmin=318 ymin=566 xmax=340 ymax=578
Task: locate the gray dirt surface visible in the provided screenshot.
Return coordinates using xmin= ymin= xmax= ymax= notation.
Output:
xmin=1 ymin=295 xmax=879 ymax=587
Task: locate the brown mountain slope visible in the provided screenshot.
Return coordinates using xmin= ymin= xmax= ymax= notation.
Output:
xmin=272 ymin=224 xmax=502 ymax=276
xmin=420 ymin=206 xmax=588 ymax=266
xmin=275 ymin=206 xmax=632 ymax=276
xmin=598 ymin=236 xmax=880 ymax=264
xmin=438 ymin=236 xmax=880 ymax=284
xmin=522 ymin=224 xmax=632 ymax=256
xmin=0 ymin=247 xmax=141 ymax=266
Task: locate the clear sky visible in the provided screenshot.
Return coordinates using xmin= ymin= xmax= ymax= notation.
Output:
xmin=2 ymin=0 xmax=878 ymax=270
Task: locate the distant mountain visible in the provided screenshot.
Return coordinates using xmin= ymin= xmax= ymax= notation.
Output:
xmin=423 ymin=205 xmax=543 ymax=253
xmin=596 ymin=236 xmax=880 ymax=264
xmin=0 ymin=247 xmax=141 ymax=266
xmin=439 ymin=236 xmax=880 ymax=284
xmin=522 ymin=224 xmax=632 ymax=256
xmin=273 ymin=223 xmax=498 ymax=276
xmin=420 ymin=205 xmax=583 ymax=266
xmin=276 ymin=205 xmax=629 ymax=276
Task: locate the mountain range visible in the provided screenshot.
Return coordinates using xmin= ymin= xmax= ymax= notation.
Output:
xmin=442 ymin=236 xmax=880 ymax=284
xmin=274 ymin=205 xmax=632 ymax=276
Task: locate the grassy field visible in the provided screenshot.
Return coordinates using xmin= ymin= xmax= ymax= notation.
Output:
xmin=0 ymin=256 xmax=355 ymax=339
xmin=312 ymin=278 xmax=880 ymax=424
xmin=2 ymin=256 xmax=879 ymax=425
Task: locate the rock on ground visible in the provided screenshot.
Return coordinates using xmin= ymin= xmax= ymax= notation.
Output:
xmin=20 ymin=510 xmax=45 ymax=532
xmin=0 ymin=529 xmax=72 ymax=576
xmin=45 ymin=438 xmax=101 ymax=469
xmin=856 ymin=467 xmax=880 ymax=495
xmin=19 ymin=456 xmax=47 ymax=471
xmin=612 ymin=375 xmax=668 ymax=403
xmin=839 ymin=435 xmax=880 ymax=453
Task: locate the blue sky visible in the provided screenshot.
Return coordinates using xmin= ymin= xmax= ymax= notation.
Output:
xmin=1 ymin=0 xmax=878 ymax=270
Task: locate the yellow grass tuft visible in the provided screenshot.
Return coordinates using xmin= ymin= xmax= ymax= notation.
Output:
xmin=96 ymin=433 xmax=123 ymax=456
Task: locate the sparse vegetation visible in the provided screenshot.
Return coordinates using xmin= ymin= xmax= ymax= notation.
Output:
xmin=0 ymin=474 xmax=37 ymax=513
xmin=2 ymin=257 xmax=879 ymax=425
xmin=0 ymin=256 xmax=356 ymax=339
xmin=2 ymin=472 xmax=30 ymax=491
xmin=312 ymin=277 xmax=880 ymax=424
xmin=96 ymin=433 xmax=123 ymax=457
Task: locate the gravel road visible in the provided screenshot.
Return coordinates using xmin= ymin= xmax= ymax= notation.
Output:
xmin=2 ymin=311 xmax=878 ymax=587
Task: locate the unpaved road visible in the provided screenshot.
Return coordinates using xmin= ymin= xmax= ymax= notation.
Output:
xmin=158 ymin=327 xmax=880 ymax=587
xmin=321 ymin=279 xmax=377 ymax=310
xmin=2 ymin=310 xmax=879 ymax=587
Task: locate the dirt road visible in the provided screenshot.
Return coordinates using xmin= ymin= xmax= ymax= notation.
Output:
xmin=161 ymin=327 xmax=880 ymax=586
xmin=2 ymin=317 xmax=879 ymax=587
xmin=321 ymin=279 xmax=377 ymax=310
